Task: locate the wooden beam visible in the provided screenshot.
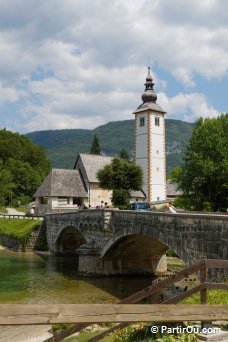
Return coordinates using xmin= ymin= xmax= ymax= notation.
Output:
xmin=44 ymin=323 xmax=89 ymax=342
xmin=88 ymin=282 xmax=228 ymax=342
xmin=163 ymin=284 xmax=203 ymax=304
xmin=205 ymin=282 xmax=228 ymax=290
xmin=121 ymin=260 xmax=204 ymax=304
xmin=88 ymin=323 xmax=129 ymax=342
xmin=0 ymin=304 xmax=227 ymax=325
xmin=200 ymin=264 xmax=207 ymax=305
xmin=204 ymin=259 xmax=228 ymax=269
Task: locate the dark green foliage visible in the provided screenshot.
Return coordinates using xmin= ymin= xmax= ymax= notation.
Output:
xmin=26 ymin=119 xmax=193 ymax=171
xmin=112 ymin=189 xmax=130 ymax=208
xmin=35 ymin=232 xmax=48 ymax=251
xmin=0 ymin=129 xmax=50 ymax=205
xmin=170 ymin=114 xmax=228 ymax=211
xmin=0 ymin=218 xmax=41 ymax=246
xmin=119 ymin=148 xmax=130 ymax=161
xmin=97 ymin=157 xmax=143 ymax=208
xmin=90 ymin=134 xmax=101 ymax=155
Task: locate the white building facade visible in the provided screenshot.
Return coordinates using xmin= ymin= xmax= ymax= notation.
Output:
xmin=133 ymin=67 xmax=166 ymax=202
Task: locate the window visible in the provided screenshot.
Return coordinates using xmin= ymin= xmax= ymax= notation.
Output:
xmin=40 ymin=197 xmax=48 ymax=204
xmin=139 ymin=117 xmax=145 ymax=126
xmin=157 ymin=197 xmax=160 ymax=201
xmin=155 ymin=117 xmax=160 ymax=126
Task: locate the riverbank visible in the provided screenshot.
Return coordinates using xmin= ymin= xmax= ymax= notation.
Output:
xmin=0 ymin=218 xmax=43 ymax=251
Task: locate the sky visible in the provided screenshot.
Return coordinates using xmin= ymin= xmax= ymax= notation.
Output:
xmin=0 ymin=0 xmax=227 ymax=133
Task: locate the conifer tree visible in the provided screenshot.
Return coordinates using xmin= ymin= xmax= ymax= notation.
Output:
xmin=90 ymin=134 xmax=101 ymax=155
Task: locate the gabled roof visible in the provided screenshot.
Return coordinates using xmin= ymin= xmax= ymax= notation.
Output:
xmin=129 ymin=189 xmax=146 ymax=199
xmin=75 ymin=153 xmax=113 ymax=183
xmin=33 ymin=169 xmax=88 ymax=198
xmin=167 ymin=180 xmax=182 ymax=196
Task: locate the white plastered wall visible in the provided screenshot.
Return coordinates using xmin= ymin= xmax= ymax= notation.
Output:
xmin=150 ymin=113 xmax=166 ymax=201
xmin=135 ymin=112 xmax=149 ymax=197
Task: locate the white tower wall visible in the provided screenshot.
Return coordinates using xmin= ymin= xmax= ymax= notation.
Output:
xmin=133 ymin=68 xmax=166 ymax=202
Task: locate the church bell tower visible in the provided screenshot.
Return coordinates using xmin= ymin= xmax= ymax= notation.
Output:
xmin=133 ymin=67 xmax=166 ymax=202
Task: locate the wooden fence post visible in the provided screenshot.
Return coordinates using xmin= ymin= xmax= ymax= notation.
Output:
xmin=200 ymin=261 xmax=211 ymax=329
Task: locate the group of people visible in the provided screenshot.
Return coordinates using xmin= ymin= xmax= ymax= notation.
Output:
xmin=96 ymin=201 xmax=109 ymax=209
xmin=73 ymin=201 xmax=110 ymax=209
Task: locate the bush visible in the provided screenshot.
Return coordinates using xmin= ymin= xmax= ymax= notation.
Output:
xmin=112 ymin=189 xmax=130 ymax=209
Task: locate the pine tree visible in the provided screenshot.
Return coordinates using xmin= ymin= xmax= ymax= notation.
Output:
xmin=90 ymin=134 xmax=101 ymax=155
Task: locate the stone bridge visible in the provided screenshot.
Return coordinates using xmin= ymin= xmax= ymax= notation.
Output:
xmin=45 ymin=209 xmax=228 ymax=276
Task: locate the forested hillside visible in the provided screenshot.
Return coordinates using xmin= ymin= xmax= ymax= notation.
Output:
xmin=26 ymin=119 xmax=194 ymax=172
xmin=0 ymin=129 xmax=50 ymax=205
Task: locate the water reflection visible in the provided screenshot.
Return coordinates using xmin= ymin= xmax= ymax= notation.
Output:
xmin=0 ymin=250 xmax=155 ymax=305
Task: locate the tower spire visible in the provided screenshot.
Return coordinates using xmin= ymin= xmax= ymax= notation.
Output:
xmin=141 ymin=67 xmax=157 ymax=103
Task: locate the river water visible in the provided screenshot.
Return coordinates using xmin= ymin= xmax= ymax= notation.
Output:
xmin=0 ymin=249 xmax=156 ymax=304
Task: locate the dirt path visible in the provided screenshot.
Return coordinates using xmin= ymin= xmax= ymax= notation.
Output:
xmin=0 ymin=325 xmax=52 ymax=342
xmin=6 ymin=207 xmax=25 ymax=215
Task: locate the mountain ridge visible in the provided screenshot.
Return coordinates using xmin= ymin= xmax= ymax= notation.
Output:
xmin=26 ymin=118 xmax=194 ymax=172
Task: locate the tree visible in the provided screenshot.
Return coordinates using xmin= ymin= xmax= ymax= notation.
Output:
xmin=90 ymin=134 xmax=101 ymax=155
xmin=0 ymin=129 xmax=50 ymax=205
xmin=170 ymin=114 xmax=228 ymax=211
xmin=119 ymin=148 xmax=130 ymax=161
xmin=97 ymin=157 xmax=143 ymax=208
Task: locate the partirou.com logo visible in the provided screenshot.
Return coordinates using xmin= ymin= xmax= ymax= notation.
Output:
xmin=150 ymin=325 xmax=221 ymax=335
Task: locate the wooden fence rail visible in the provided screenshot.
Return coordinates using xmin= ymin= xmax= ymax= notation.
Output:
xmin=41 ymin=259 xmax=228 ymax=342
xmin=0 ymin=259 xmax=227 ymax=342
xmin=89 ymin=259 xmax=228 ymax=342
xmin=0 ymin=304 xmax=227 ymax=325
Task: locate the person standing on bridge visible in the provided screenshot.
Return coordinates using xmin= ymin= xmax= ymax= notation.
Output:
xmin=167 ymin=202 xmax=177 ymax=214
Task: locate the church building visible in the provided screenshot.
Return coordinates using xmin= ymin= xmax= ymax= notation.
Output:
xmin=33 ymin=68 xmax=168 ymax=214
xmin=133 ymin=67 xmax=166 ymax=202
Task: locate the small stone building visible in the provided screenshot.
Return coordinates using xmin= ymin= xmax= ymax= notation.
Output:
xmin=33 ymin=168 xmax=88 ymax=215
xmin=34 ymin=153 xmax=146 ymax=215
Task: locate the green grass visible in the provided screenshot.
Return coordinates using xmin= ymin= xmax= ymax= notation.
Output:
xmin=0 ymin=218 xmax=41 ymax=245
xmin=0 ymin=206 xmax=7 ymax=214
xmin=14 ymin=206 xmax=28 ymax=214
xmin=181 ymin=289 xmax=228 ymax=305
xmin=65 ymin=330 xmax=111 ymax=341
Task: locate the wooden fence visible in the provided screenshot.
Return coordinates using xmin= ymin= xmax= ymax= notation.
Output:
xmin=0 ymin=259 xmax=227 ymax=342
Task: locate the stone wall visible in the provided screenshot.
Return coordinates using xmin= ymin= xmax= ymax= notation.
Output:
xmin=45 ymin=209 xmax=113 ymax=254
xmin=0 ymin=234 xmax=25 ymax=251
xmin=0 ymin=222 xmax=46 ymax=252
xmin=45 ymin=210 xmax=228 ymax=277
xmin=110 ymin=211 xmax=228 ymax=264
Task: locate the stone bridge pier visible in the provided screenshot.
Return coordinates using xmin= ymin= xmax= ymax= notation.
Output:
xmin=45 ymin=209 xmax=228 ymax=277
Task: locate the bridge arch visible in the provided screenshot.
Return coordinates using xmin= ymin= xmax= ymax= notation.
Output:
xmin=101 ymin=233 xmax=168 ymax=275
xmin=55 ymin=226 xmax=87 ymax=254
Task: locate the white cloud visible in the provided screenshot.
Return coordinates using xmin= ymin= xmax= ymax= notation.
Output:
xmin=159 ymin=92 xmax=219 ymax=122
xmin=0 ymin=83 xmax=22 ymax=106
xmin=0 ymin=0 xmax=226 ymax=132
